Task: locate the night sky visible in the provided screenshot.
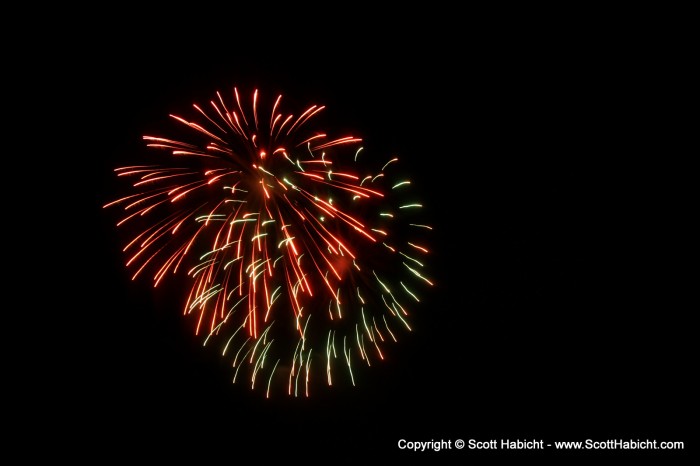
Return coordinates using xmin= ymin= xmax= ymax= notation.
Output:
xmin=45 ymin=8 xmax=691 ymax=462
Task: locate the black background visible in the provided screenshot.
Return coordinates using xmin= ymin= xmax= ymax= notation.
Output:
xmin=36 ymin=6 xmax=692 ymax=463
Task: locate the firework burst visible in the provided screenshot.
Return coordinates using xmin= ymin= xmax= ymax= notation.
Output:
xmin=104 ymin=87 xmax=433 ymax=397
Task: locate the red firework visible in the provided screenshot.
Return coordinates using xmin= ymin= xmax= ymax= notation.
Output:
xmin=105 ymin=87 xmax=433 ymax=397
